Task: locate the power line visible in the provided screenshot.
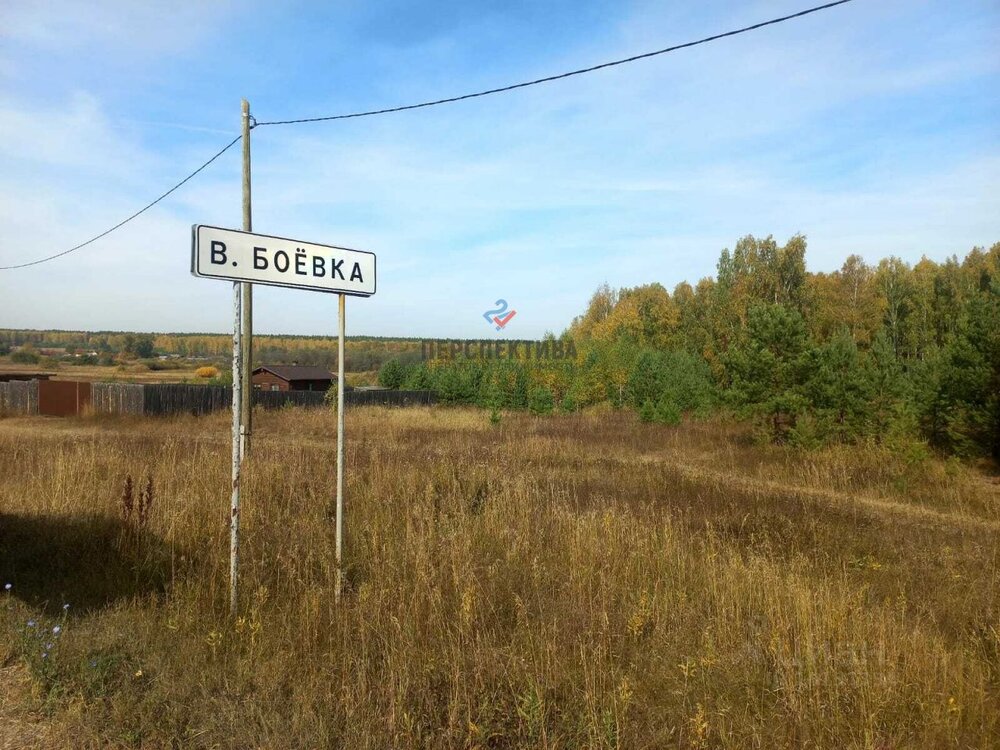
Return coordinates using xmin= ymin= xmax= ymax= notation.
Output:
xmin=255 ymin=0 xmax=856 ymax=127
xmin=1 ymin=0 xmax=857 ymax=270
xmin=0 ymin=135 xmax=242 ymax=270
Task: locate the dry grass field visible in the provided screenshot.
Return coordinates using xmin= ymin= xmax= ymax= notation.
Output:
xmin=1 ymin=407 xmax=998 ymax=748
xmin=0 ymin=360 xmax=203 ymax=384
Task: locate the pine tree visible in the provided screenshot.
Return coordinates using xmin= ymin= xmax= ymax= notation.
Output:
xmin=626 ymin=351 xmax=662 ymax=408
xmin=863 ymin=330 xmax=910 ymax=439
xmin=378 ymin=358 xmax=406 ymax=389
xmin=403 ymin=363 xmax=433 ymax=390
xmin=528 ymin=386 xmax=554 ymax=415
xmin=803 ymin=327 xmax=870 ymax=442
xmin=725 ymin=304 xmax=810 ymax=441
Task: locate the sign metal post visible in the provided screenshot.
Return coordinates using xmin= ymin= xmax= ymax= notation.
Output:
xmin=335 ymin=293 xmax=346 ymax=602
xmin=191 ymin=224 xmax=375 ymax=613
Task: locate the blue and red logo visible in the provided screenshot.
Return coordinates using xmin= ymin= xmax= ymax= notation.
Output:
xmin=483 ymin=299 xmax=516 ymax=331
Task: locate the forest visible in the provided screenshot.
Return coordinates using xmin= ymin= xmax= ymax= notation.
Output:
xmin=380 ymin=235 xmax=1000 ymax=460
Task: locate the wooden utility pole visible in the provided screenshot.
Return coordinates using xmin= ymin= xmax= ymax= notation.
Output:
xmin=230 ymin=98 xmax=252 ymax=616
xmin=229 ymin=274 xmax=243 ymax=615
xmin=240 ymin=98 xmax=253 ymax=457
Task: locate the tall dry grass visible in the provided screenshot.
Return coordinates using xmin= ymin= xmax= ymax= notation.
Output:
xmin=0 ymin=407 xmax=998 ymax=748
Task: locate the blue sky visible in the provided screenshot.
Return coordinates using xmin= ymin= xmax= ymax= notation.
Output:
xmin=1 ymin=0 xmax=997 ymax=338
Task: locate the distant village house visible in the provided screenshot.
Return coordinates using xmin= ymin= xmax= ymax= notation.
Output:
xmin=251 ymin=365 xmax=335 ymax=392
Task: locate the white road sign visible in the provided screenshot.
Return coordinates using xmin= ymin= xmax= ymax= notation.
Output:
xmin=191 ymin=224 xmax=376 ymax=296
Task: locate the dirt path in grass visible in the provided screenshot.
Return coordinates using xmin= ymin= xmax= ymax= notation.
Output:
xmin=647 ymin=454 xmax=1000 ymax=534
xmin=0 ymin=663 xmax=59 ymax=750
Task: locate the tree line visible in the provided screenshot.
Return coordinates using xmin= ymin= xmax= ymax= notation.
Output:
xmin=0 ymin=329 xmax=423 ymax=372
xmin=379 ymin=235 xmax=1000 ymax=459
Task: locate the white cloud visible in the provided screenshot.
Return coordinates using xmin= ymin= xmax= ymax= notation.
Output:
xmin=0 ymin=92 xmax=155 ymax=177
xmin=0 ymin=0 xmax=236 ymax=54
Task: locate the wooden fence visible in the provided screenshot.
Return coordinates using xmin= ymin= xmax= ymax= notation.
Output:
xmin=3 ymin=380 xmax=435 ymax=417
xmin=254 ymin=390 xmax=324 ymax=409
xmin=89 ymin=383 xmax=436 ymax=416
xmin=91 ymin=383 xmax=230 ymax=416
xmin=0 ymin=380 xmax=38 ymax=415
xmin=346 ymin=390 xmax=436 ymax=407
xmin=146 ymin=384 xmax=232 ymax=415
xmin=252 ymin=389 xmax=435 ymax=409
xmin=91 ymin=383 xmax=144 ymax=415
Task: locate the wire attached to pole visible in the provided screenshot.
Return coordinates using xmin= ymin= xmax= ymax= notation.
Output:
xmin=0 ymin=134 xmax=242 ymax=270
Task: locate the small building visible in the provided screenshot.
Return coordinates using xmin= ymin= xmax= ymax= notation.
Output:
xmin=251 ymin=365 xmax=334 ymax=392
xmin=0 ymin=372 xmax=54 ymax=382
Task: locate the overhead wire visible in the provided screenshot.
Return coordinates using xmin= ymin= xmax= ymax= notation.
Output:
xmin=255 ymin=0 xmax=855 ymax=127
xmin=0 ymin=0 xmax=857 ymax=270
xmin=0 ymin=135 xmax=242 ymax=270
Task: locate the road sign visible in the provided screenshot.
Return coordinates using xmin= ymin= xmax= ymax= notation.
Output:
xmin=192 ymin=217 xmax=375 ymax=613
xmin=191 ymin=225 xmax=376 ymax=297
